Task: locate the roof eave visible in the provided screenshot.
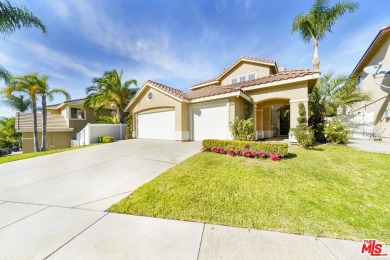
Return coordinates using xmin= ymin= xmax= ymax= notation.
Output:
xmin=350 ymin=26 xmax=390 ymax=78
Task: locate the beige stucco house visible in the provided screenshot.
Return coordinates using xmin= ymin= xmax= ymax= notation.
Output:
xmin=125 ymin=57 xmax=319 ymax=141
xmin=348 ymin=25 xmax=390 ymax=140
xmin=16 ymin=98 xmax=112 ymax=153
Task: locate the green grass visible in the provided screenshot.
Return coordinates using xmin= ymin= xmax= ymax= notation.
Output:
xmin=0 ymin=145 xmax=98 ymax=164
xmin=110 ymin=145 xmax=390 ymax=243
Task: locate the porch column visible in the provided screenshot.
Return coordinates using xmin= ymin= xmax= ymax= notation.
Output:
xmin=256 ymin=109 xmax=263 ymax=139
xmin=263 ymin=107 xmax=272 ymax=138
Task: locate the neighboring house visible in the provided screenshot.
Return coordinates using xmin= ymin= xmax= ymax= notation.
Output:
xmin=15 ymin=98 xmax=113 ymax=153
xmin=348 ymin=25 xmax=390 ymax=140
xmin=125 ymin=56 xmax=320 ymax=141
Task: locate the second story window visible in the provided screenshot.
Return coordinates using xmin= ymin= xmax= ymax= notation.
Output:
xmin=358 ymin=74 xmax=363 ymax=91
xmin=239 ymin=76 xmax=246 ymax=82
xmin=248 ymin=73 xmax=256 ymax=80
xmin=70 ymin=108 xmax=85 ymax=119
xmin=231 ymin=78 xmax=237 ymax=84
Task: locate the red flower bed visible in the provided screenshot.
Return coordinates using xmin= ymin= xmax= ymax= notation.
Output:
xmin=202 ymin=147 xmax=282 ymax=161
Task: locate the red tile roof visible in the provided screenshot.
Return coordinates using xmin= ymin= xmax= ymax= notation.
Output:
xmin=147 ymin=69 xmax=318 ymax=101
xmin=146 ymin=80 xmax=188 ymax=99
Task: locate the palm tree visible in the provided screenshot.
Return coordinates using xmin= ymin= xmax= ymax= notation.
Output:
xmin=84 ymin=69 xmax=137 ymax=123
xmin=35 ymin=74 xmax=70 ymax=151
xmin=309 ymin=72 xmax=371 ymax=141
xmin=1 ymin=74 xmax=41 ymax=152
xmin=1 ymin=94 xmax=32 ymax=112
xmin=291 ymin=0 xmax=358 ymax=70
xmin=0 ymin=0 xmax=47 ymax=36
xmin=0 ymin=117 xmax=20 ymax=149
xmin=0 ymin=0 xmax=47 ymax=83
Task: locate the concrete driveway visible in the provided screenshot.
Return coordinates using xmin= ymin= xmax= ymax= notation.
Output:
xmin=0 ymin=139 xmax=200 ymax=210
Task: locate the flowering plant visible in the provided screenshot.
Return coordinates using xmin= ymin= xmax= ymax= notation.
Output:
xmin=227 ymin=149 xmax=235 ymax=156
xmin=269 ymin=152 xmax=281 ymax=161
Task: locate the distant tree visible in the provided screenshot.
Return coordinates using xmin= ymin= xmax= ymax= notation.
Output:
xmin=1 ymin=94 xmax=32 ymax=112
xmin=2 ymin=74 xmax=41 ymax=152
xmin=84 ymin=69 xmax=137 ymax=123
xmin=291 ymin=0 xmax=358 ymax=70
xmin=0 ymin=0 xmax=47 ymax=83
xmin=0 ymin=117 xmax=20 ymax=148
xmin=35 ymin=74 xmax=70 ymax=151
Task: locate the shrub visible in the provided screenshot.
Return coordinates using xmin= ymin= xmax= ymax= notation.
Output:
xmin=324 ymin=118 xmax=352 ymax=144
xmin=95 ymin=116 xmax=117 ymax=124
xmin=125 ymin=114 xmax=133 ymax=139
xmin=290 ymin=102 xmax=314 ymax=149
xmin=229 ymin=117 xmax=255 ymax=141
xmin=98 ymin=136 xmax=115 ymax=143
xmin=202 ymin=139 xmax=288 ymax=157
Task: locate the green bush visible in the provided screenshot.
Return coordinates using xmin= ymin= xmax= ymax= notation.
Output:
xmin=125 ymin=114 xmax=133 ymax=139
xmin=324 ymin=118 xmax=352 ymax=144
xmin=291 ymin=102 xmax=314 ymax=149
xmin=202 ymin=139 xmax=289 ymax=157
xmin=95 ymin=116 xmax=117 ymax=124
xmin=98 ymin=136 xmax=115 ymax=143
xmin=229 ymin=117 xmax=255 ymax=141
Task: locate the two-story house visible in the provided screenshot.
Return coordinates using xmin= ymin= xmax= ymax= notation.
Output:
xmin=349 ymin=25 xmax=390 ymax=140
xmin=16 ymin=98 xmax=113 ymax=153
xmin=125 ymin=57 xmax=320 ymax=141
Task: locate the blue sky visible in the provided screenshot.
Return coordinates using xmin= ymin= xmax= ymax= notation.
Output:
xmin=1 ymin=0 xmax=389 ymax=117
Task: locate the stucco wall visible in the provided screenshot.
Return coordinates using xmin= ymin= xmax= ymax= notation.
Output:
xmin=66 ymin=108 xmax=112 ymax=139
xmin=221 ymin=62 xmax=271 ymax=85
xmin=22 ymin=131 xmax=73 ymax=154
xmin=353 ymin=35 xmax=390 ymax=140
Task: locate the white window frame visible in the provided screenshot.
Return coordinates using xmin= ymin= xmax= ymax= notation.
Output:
xmin=229 ymin=71 xmax=257 ymax=84
xmin=69 ymin=107 xmax=86 ymax=120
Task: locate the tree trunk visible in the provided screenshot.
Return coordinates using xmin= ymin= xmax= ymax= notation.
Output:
xmin=312 ymin=38 xmax=320 ymax=70
xmin=41 ymin=96 xmax=47 ymax=151
xmin=117 ymin=106 xmax=124 ymax=124
xmin=32 ymin=100 xmax=40 ymax=152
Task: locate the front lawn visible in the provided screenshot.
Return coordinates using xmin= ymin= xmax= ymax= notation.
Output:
xmin=0 ymin=145 xmax=97 ymax=164
xmin=110 ymin=145 xmax=390 ymax=243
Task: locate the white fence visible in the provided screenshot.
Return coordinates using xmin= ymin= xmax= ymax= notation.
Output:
xmin=338 ymin=112 xmax=374 ymax=139
xmin=72 ymin=123 xmax=126 ymax=147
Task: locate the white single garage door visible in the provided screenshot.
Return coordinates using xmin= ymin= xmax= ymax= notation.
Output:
xmin=137 ymin=110 xmax=175 ymax=140
xmin=192 ymin=103 xmax=230 ymax=141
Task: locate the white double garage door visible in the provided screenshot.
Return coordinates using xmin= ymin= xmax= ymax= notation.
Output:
xmin=137 ymin=101 xmax=230 ymax=141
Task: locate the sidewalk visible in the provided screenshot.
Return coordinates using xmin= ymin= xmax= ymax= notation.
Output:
xmin=347 ymin=138 xmax=390 ymax=154
xmin=1 ymin=201 xmax=387 ymax=259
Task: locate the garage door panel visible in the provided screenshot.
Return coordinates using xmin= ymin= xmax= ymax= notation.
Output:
xmin=192 ymin=104 xmax=230 ymax=141
xmin=137 ymin=110 xmax=175 ymax=140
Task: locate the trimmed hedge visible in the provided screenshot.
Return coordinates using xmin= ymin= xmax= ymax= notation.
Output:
xmin=98 ymin=136 xmax=115 ymax=143
xmin=202 ymin=139 xmax=289 ymax=157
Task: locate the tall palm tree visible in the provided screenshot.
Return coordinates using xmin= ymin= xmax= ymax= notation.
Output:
xmin=84 ymin=69 xmax=137 ymax=124
xmin=291 ymin=0 xmax=358 ymax=70
xmin=0 ymin=0 xmax=47 ymax=83
xmin=309 ymin=72 xmax=371 ymax=141
xmin=1 ymin=94 xmax=32 ymax=112
xmin=35 ymin=74 xmax=70 ymax=151
xmin=2 ymin=74 xmax=41 ymax=152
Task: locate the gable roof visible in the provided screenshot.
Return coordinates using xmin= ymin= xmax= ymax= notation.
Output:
xmin=189 ymin=56 xmax=278 ymax=89
xmin=351 ymin=25 xmax=390 ymax=78
xmin=15 ymin=112 xmax=73 ymax=132
xmin=126 ymin=69 xmax=319 ymax=111
xmin=47 ymin=98 xmax=86 ymax=109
